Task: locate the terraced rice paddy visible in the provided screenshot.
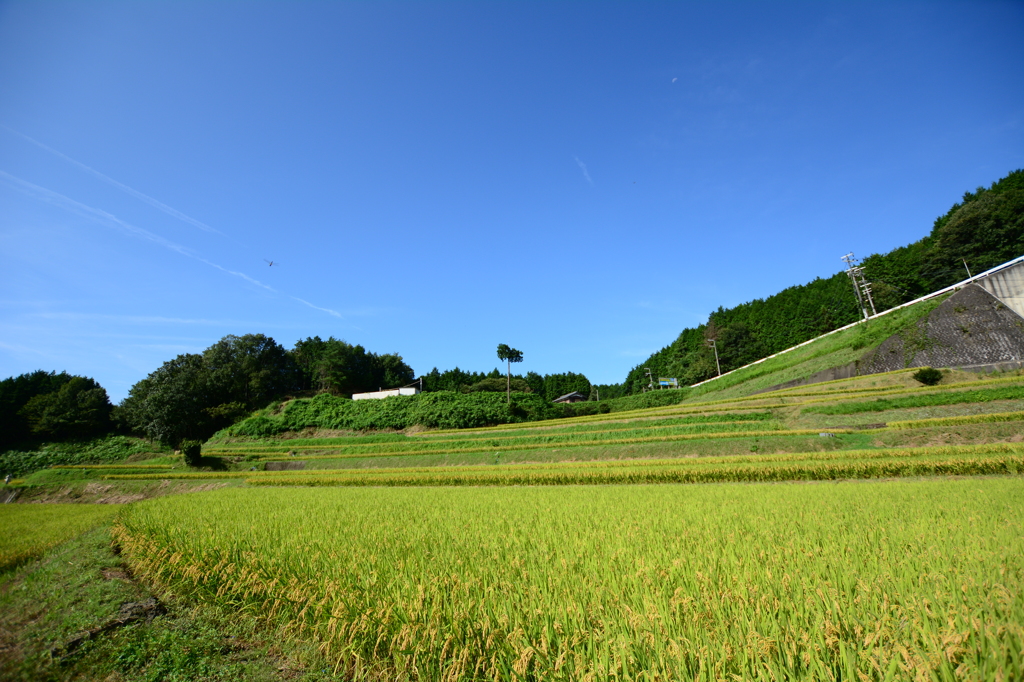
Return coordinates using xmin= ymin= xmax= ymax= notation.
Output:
xmin=114 ymin=479 xmax=1024 ymax=681
xmin=0 ymin=504 xmax=121 ymax=573
xmin=80 ymin=369 xmax=1024 ymax=679
xmin=98 ymin=371 xmax=1024 ymax=487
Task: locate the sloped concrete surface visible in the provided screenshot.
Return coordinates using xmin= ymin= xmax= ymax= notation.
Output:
xmin=978 ymin=259 xmax=1024 ymax=318
xmin=859 ymin=285 xmax=1024 ymax=373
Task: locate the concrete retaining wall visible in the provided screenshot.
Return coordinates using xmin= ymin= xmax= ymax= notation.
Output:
xmin=978 ymin=259 xmax=1024 ymax=318
xmin=858 ymin=284 xmax=1024 ymax=374
xmin=752 ymin=362 xmax=860 ymax=395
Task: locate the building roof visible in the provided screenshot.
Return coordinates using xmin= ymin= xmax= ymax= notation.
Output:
xmin=553 ymin=391 xmax=587 ymax=403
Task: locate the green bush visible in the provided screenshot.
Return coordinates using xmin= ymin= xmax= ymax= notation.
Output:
xmin=224 ymin=391 xmax=565 ymax=435
xmin=912 ymin=367 xmax=944 ymax=386
xmin=0 ymin=435 xmax=162 ymax=478
xmin=179 ymin=440 xmax=203 ymax=466
xmin=228 ymin=415 xmax=284 ymax=438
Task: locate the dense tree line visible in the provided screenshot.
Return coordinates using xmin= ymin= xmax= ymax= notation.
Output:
xmin=420 ymin=367 xmax=593 ymax=401
xmin=292 ymin=336 xmax=414 ymax=395
xmin=623 ymin=169 xmax=1024 ymax=393
xmin=0 ymin=370 xmax=114 ymax=450
xmin=3 ymin=334 xmax=599 ymax=450
xmin=116 ymin=334 xmax=415 ymax=447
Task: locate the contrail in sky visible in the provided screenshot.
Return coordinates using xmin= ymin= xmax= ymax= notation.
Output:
xmin=1 ymin=123 xmax=223 ymax=235
xmin=292 ymin=297 xmax=343 ymax=318
xmin=0 ymin=170 xmax=199 ymax=258
xmin=574 ymin=156 xmax=593 ymax=184
xmin=0 ymin=170 xmax=343 ymax=319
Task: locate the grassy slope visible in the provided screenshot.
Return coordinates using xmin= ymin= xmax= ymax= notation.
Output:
xmin=0 ymin=435 xmax=171 ymax=480
xmin=677 ymin=294 xmax=948 ymax=402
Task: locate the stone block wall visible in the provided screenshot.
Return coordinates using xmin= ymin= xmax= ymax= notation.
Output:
xmin=858 ymin=284 xmax=1024 ymax=374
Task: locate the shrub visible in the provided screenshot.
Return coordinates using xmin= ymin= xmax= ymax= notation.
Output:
xmin=0 ymin=435 xmax=161 ymax=478
xmin=229 ymin=415 xmax=286 ymax=438
xmin=179 ymin=440 xmax=203 ymax=466
xmin=224 ymin=391 xmax=566 ymax=435
xmin=912 ymin=367 xmax=944 ymax=386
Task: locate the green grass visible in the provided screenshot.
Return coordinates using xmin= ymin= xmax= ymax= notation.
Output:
xmin=678 ymin=296 xmax=948 ymax=401
xmin=50 ymin=463 xmax=174 ymax=469
xmin=272 ymin=432 xmax=873 ymax=470
xmin=0 ymin=504 xmax=121 ymax=574
xmin=114 ymin=478 xmax=1024 ymax=681
xmin=101 ymin=442 xmax=1024 ymax=487
xmin=0 ymin=524 xmax=332 ymax=682
xmin=0 ymin=435 xmax=169 ymax=478
xmin=886 ymin=410 xmax=1024 ymax=429
xmin=208 ymin=421 xmax=796 ymax=460
xmin=243 ymin=449 xmax=1024 ymax=488
xmin=803 ymin=384 xmax=1024 ymax=415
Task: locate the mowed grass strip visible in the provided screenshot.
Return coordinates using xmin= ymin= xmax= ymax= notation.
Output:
xmin=206 ymin=412 xmax=780 ymax=452
xmin=409 ymin=413 xmax=776 ymax=441
xmin=231 ymin=427 xmax=848 ymax=462
xmin=100 ymin=441 xmax=1024 ymax=484
xmin=423 ymin=375 xmax=1024 ymax=435
xmin=113 ymin=480 xmax=1024 ymax=681
xmin=651 ymin=376 xmax=1024 ymax=418
xmin=97 ymin=438 xmax=1024 ymax=481
xmin=244 ymin=443 xmax=1024 ymax=487
xmin=50 ymin=464 xmax=174 ymax=470
xmin=206 ymin=420 xmax=789 ymax=457
xmin=0 ymin=504 xmax=122 ymax=574
xmin=886 ymin=410 xmax=1024 ymax=430
xmin=247 ymin=454 xmax=1024 ymax=487
xmin=803 ymin=383 xmax=1024 ymax=415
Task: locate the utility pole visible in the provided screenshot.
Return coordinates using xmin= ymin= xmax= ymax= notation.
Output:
xmin=706 ymin=339 xmax=721 ymax=376
xmin=643 ymin=367 xmax=654 ymax=392
xmin=842 ymin=252 xmax=877 ymax=320
xmin=963 ymin=259 xmax=973 ymax=279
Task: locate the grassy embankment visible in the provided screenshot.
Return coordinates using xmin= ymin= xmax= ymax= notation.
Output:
xmin=0 ymin=515 xmax=332 ymax=681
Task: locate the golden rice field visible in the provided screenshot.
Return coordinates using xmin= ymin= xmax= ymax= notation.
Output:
xmin=102 ymin=442 xmax=1024 ymax=487
xmin=0 ymin=503 xmax=121 ymax=573
xmin=16 ymin=369 xmax=1018 ymax=680
xmin=113 ymin=479 xmax=1024 ymax=681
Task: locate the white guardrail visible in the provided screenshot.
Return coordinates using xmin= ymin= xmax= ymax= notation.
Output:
xmin=688 ymin=254 xmax=1024 ymax=389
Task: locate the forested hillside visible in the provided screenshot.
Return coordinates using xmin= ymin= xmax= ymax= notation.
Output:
xmin=623 ymin=170 xmax=1024 ymax=394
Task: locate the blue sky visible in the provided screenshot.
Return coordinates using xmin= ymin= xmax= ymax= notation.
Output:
xmin=1 ymin=1 xmax=1022 ymax=402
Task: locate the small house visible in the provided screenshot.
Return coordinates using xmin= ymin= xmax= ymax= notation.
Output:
xmin=553 ymin=391 xmax=587 ymax=404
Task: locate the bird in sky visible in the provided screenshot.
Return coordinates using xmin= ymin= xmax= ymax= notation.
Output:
xmin=264 ymin=259 xmax=278 ymax=267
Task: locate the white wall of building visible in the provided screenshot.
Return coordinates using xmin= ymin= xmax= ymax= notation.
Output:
xmin=352 ymin=387 xmax=420 ymax=400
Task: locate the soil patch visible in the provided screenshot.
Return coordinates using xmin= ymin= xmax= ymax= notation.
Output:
xmin=265 ymin=462 xmax=306 ymax=471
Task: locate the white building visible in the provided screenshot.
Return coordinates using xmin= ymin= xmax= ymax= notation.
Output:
xmin=352 ymin=387 xmax=420 ymax=400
